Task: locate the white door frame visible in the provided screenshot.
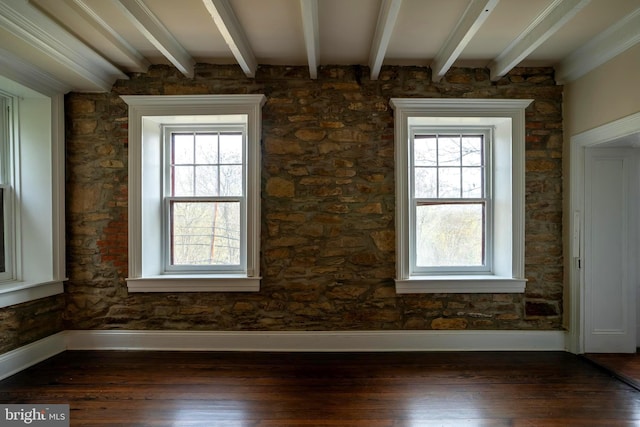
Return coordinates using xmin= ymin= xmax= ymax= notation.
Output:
xmin=568 ymin=112 xmax=640 ymax=354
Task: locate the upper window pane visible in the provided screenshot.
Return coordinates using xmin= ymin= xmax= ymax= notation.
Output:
xmin=195 ymin=133 xmax=218 ymax=164
xmin=171 ymin=131 xmax=244 ymax=198
xmin=413 ymin=133 xmax=485 ymax=200
xmin=438 ymin=136 xmax=461 ymax=166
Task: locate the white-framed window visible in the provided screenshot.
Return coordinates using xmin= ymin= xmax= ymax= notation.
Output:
xmin=0 ymin=77 xmax=66 ymax=308
xmin=410 ymin=128 xmax=492 ymax=275
xmin=163 ymin=125 xmax=246 ymax=273
xmin=390 ymin=98 xmax=532 ymax=294
xmin=122 ymin=95 xmax=265 ymax=293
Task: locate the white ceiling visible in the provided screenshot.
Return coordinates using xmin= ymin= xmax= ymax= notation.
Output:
xmin=0 ymin=0 xmax=639 ymax=93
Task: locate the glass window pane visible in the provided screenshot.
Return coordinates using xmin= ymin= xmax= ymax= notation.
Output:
xmin=172 ymin=166 xmax=194 ymax=196
xmin=414 ymin=167 xmax=437 ymax=198
xmin=414 ymin=136 xmax=437 ymax=166
xmin=171 ymin=201 xmax=241 ymax=266
xmin=438 ymin=136 xmax=461 ymax=166
xmin=219 ymin=133 xmax=243 ymax=164
xmin=173 ymin=133 xmax=194 ymax=164
xmin=195 ymin=133 xmax=218 ymax=165
xmin=195 ymin=166 xmax=218 ymax=196
xmin=415 ymin=203 xmax=484 ymax=267
xmin=461 ymin=136 xmax=483 ymax=166
xmin=0 ymin=188 xmax=4 ymax=273
xmin=220 ymin=165 xmax=243 ymax=196
xmin=439 ymin=167 xmax=461 ymax=198
xmin=462 ymin=167 xmax=483 ymax=198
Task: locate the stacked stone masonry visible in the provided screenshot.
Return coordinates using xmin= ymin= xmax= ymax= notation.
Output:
xmin=63 ymin=64 xmax=563 ymax=332
xmin=0 ymin=295 xmax=65 ymax=354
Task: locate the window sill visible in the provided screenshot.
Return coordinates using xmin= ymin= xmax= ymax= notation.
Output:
xmin=126 ymin=275 xmax=261 ymax=293
xmin=395 ymin=275 xmax=527 ymax=294
xmin=0 ymin=279 xmax=66 ymax=308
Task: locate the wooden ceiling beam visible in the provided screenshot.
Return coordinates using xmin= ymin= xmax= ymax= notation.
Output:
xmin=431 ymin=0 xmax=499 ymax=82
xmin=489 ymin=0 xmax=590 ymax=81
xmin=555 ymin=7 xmax=640 ymax=84
xmin=0 ymin=0 xmax=126 ymax=92
xmin=369 ymin=0 xmax=403 ymax=80
xmin=67 ymin=0 xmax=150 ymax=73
xmin=300 ymin=0 xmax=320 ymax=79
xmin=115 ymin=0 xmax=195 ymax=78
xmin=202 ymin=0 xmax=257 ymax=78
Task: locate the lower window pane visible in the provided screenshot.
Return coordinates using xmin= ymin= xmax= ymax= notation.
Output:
xmin=171 ymin=201 xmax=240 ymax=266
xmin=416 ymin=203 xmax=484 ymax=267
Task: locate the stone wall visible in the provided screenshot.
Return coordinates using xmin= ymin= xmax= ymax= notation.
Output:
xmin=64 ymin=64 xmax=563 ymax=331
xmin=0 ymin=295 xmax=65 ymax=354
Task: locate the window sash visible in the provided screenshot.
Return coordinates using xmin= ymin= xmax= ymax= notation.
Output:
xmin=162 ymin=125 xmax=247 ymax=274
xmin=0 ymin=96 xmax=13 ymax=282
xmin=410 ymin=128 xmax=492 ymax=275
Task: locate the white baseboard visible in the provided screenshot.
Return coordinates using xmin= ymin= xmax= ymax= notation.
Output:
xmin=0 ymin=330 xmax=568 ymax=379
xmin=0 ymin=332 xmax=66 ymax=381
xmin=65 ymin=329 xmax=567 ymax=352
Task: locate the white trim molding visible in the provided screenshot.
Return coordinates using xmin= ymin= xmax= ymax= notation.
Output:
xmin=0 ymin=329 xmax=568 ymax=380
xmin=65 ymin=329 xmax=567 ymax=352
xmin=390 ymin=98 xmax=532 ymax=294
xmin=567 ymin=111 xmax=640 ymax=354
xmin=0 ymin=77 xmax=67 ymax=308
xmin=0 ymin=281 xmax=64 ymax=309
xmin=396 ymin=276 xmax=526 ymax=294
xmin=0 ymin=332 xmax=66 ymax=381
xmin=126 ymin=275 xmax=260 ymax=292
xmin=122 ymin=94 xmax=266 ymax=292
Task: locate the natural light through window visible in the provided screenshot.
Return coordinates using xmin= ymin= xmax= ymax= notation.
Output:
xmin=412 ymin=131 xmax=490 ymax=272
xmin=391 ymin=98 xmax=531 ymax=294
xmin=123 ymin=94 xmax=265 ymax=293
xmin=166 ymin=129 xmax=244 ymax=269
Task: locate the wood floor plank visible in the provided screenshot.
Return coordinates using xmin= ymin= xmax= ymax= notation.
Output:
xmin=584 ymin=353 xmax=640 ymax=391
xmin=0 ymin=351 xmax=639 ymax=426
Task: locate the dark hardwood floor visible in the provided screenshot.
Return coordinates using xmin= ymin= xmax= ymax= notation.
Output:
xmin=584 ymin=352 xmax=640 ymax=391
xmin=1 ymin=350 xmax=639 ymax=426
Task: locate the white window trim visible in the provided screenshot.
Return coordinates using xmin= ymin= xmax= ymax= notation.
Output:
xmin=122 ymin=95 xmax=266 ymax=293
xmin=0 ymin=78 xmax=66 ymax=308
xmin=162 ymin=125 xmax=247 ymax=274
xmin=390 ymin=98 xmax=532 ymax=294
